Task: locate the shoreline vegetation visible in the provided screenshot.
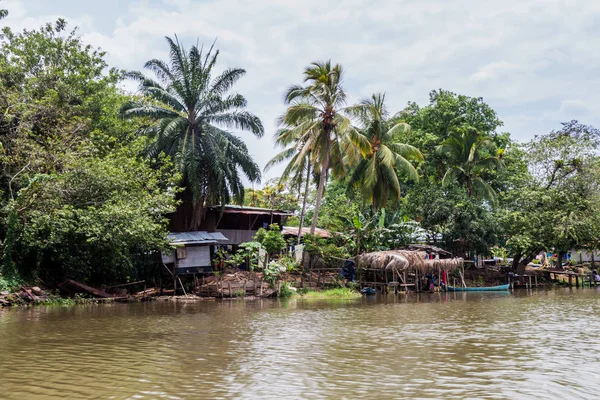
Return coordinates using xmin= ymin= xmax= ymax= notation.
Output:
xmin=1 ymin=8 xmax=600 ymax=308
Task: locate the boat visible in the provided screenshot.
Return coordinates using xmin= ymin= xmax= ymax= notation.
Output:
xmin=446 ymin=284 xmax=510 ymax=292
xmin=361 ymin=287 xmax=376 ymax=295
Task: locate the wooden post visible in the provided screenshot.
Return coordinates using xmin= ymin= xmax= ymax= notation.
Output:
xmin=534 ymin=275 xmax=538 ymax=287
xmin=568 ymin=274 xmax=573 ymax=287
xmin=403 ymin=271 xmax=407 ymax=293
xmin=528 ymin=275 xmax=532 ymax=289
xmin=385 ymin=270 xmax=389 ymax=294
xmin=508 ymin=275 xmax=511 ymax=289
xmin=317 ymin=269 xmax=321 ymax=288
xmin=415 ymin=269 xmax=418 ymax=292
xmin=576 ymin=275 xmax=580 ymax=289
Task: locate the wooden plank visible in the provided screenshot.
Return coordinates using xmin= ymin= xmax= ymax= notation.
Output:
xmin=64 ymin=280 xmax=113 ymax=298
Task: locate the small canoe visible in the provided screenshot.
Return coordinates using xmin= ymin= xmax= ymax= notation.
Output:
xmin=361 ymin=287 xmax=376 ymax=295
xmin=446 ymin=284 xmax=510 ymax=292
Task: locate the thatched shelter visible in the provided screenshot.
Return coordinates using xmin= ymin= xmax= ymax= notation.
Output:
xmin=357 ymin=250 xmax=463 ymax=273
xmin=357 ymin=250 xmax=426 ymax=274
xmin=356 ymin=249 xmax=463 ymax=292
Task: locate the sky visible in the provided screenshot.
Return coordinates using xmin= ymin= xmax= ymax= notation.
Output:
xmin=3 ymin=0 xmax=600 ymax=184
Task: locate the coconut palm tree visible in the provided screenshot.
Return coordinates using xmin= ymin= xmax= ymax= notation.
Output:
xmin=264 ymin=121 xmax=317 ymax=244
xmin=345 ymin=93 xmax=423 ymax=210
xmin=282 ymin=61 xmax=367 ymax=234
xmin=436 ymin=128 xmax=501 ymax=204
xmin=120 ymin=36 xmax=264 ymax=229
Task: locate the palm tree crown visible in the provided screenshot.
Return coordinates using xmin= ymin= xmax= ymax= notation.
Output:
xmin=436 ymin=128 xmax=501 ymax=204
xmin=120 ymin=36 xmax=264 ymax=229
xmin=346 ymin=93 xmax=423 ymax=209
xmin=281 ymin=61 xmax=366 ymax=234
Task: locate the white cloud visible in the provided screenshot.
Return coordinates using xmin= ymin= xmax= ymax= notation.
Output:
xmin=559 ymin=100 xmax=591 ymax=119
xmin=4 ymin=0 xmax=600 ymax=182
xmin=471 ymin=62 xmax=521 ymax=82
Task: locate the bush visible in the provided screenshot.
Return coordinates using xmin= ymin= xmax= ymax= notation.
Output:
xmin=0 ymin=274 xmax=23 ymax=292
xmin=6 ymin=143 xmax=179 ymax=285
xmin=263 ymin=261 xmax=286 ymax=285
xmin=278 ymin=282 xmax=295 ymax=298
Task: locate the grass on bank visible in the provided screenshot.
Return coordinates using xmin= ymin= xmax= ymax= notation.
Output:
xmin=297 ymin=287 xmax=362 ymax=299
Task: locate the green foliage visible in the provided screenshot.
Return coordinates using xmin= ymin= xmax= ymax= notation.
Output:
xmin=121 ymin=36 xmax=263 ymax=230
xmin=38 ymin=294 xmax=76 ymax=306
xmin=281 ymin=60 xmax=360 ymax=233
xmin=302 ymin=234 xmax=349 ymax=266
xmin=0 ymin=274 xmax=22 ymax=291
xmin=0 ymin=2 xmax=7 ymax=20
xmin=298 ymin=287 xmax=361 ymax=299
xmin=437 ymin=128 xmax=502 ymax=204
xmin=263 ymin=261 xmax=286 ymax=285
xmin=497 ymin=122 xmax=600 ymax=267
xmin=237 ymin=241 xmax=262 ymax=270
xmin=345 ymin=93 xmax=423 ymax=209
xmin=259 ymin=224 xmax=287 ymax=255
xmin=244 ymin=180 xmax=299 ymax=212
xmin=278 ymin=281 xmax=295 ymax=298
xmin=0 ymin=18 xmax=179 ymax=285
xmin=10 ymin=142 xmax=179 ymax=284
xmin=405 ymin=181 xmax=499 ymax=255
xmin=347 ymin=208 xmax=425 ymax=254
xmin=0 ymin=19 xmax=122 ymax=197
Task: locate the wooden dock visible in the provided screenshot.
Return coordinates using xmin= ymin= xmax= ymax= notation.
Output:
xmin=547 ymin=270 xmax=600 ymax=288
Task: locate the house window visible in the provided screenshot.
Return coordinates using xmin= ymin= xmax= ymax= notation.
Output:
xmin=176 ymin=247 xmax=187 ymax=260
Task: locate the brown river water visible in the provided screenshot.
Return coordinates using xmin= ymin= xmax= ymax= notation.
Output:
xmin=1 ymin=288 xmax=599 ymax=399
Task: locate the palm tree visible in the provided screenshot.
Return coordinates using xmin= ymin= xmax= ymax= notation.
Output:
xmin=265 ymin=122 xmax=316 ymax=244
xmin=436 ymin=128 xmax=501 ymax=204
xmin=120 ymin=36 xmax=264 ymax=229
xmin=282 ymin=61 xmax=367 ymax=234
xmin=346 ymin=93 xmax=423 ymax=209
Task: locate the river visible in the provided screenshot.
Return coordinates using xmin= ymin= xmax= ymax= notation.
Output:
xmin=0 ymin=288 xmax=599 ymax=399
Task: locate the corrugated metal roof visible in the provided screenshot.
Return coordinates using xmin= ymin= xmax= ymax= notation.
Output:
xmin=209 ymin=204 xmax=292 ymax=216
xmin=281 ymin=226 xmax=331 ymax=238
xmin=167 ymin=231 xmax=228 ymax=245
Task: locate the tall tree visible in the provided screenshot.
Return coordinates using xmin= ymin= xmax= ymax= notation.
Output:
xmin=0 ymin=19 xmax=179 ymax=282
xmin=436 ymin=128 xmax=501 ymax=204
xmin=345 ymin=93 xmax=423 ymax=209
xmin=282 ymin=61 xmax=366 ymax=234
xmin=499 ymin=121 xmax=600 ymax=271
xmin=121 ymin=36 xmax=263 ymax=229
xmin=265 ymin=119 xmax=317 ymax=243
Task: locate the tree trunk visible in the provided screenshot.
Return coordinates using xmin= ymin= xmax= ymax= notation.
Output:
xmin=557 ymin=251 xmax=564 ymax=269
xmin=512 ymin=252 xmax=522 ymax=271
xmin=310 ymin=142 xmax=330 ymax=235
xmin=297 ymin=160 xmax=311 ymax=245
xmin=189 ymin=197 xmax=205 ymax=231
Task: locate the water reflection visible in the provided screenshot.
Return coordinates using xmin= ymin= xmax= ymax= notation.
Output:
xmin=1 ymin=289 xmax=599 ymax=399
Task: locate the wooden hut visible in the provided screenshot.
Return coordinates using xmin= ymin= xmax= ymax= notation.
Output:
xmin=356 ymin=249 xmax=463 ymax=293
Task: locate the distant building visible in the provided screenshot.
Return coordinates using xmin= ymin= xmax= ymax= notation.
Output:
xmin=169 ymin=204 xmax=291 ymax=245
xmin=161 ymin=231 xmax=228 ymax=275
xmin=164 ymin=204 xmax=292 ymax=275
